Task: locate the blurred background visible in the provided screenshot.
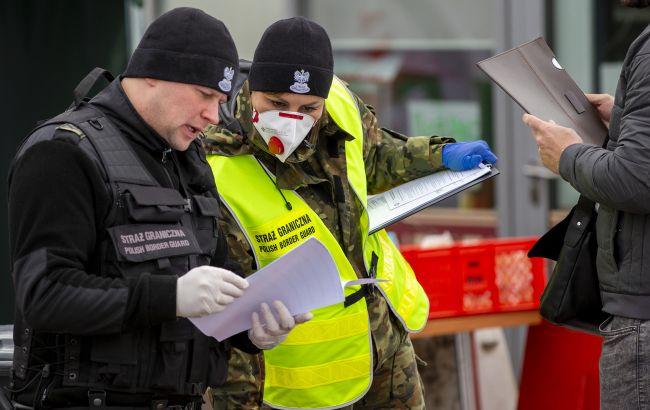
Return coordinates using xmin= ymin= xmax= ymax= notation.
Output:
xmin=2 ymin=1 xmax=649 ymax=409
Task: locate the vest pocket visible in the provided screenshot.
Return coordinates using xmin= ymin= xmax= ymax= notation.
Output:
xmin=192 ymin=195 xmax=220 ymax=254
xmin=150 ymin=320 xmax=193 ymax=392
xmin=205 ymin=338 xmax=228 ymax=387
xmin=89 ymin=332 xmax=141 ymax=389
xmin=192 ymin=195 xmax=219 ymax=232
xmin=125 ymin=186 xmax=187 ymax=223
xmin=193 ymin=195 xmax=220 ymax=219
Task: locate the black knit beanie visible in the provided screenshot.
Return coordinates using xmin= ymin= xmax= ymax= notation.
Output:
xmin=249 ymin=17 xmax=333 ymax=98
xmin=124 ymin=7 xmax=239 ymax=97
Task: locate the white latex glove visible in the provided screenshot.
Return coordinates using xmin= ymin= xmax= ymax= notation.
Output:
xmin=176 ymin=266 xmax=249 ymax=318
xmin=248 ymin=300 xmax=313 ymax=350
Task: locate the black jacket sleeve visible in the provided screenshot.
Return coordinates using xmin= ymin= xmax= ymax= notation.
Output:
xmin=560 ymin=53 xmax=650 ymax=213
xmin=9 ymin=137 xmax=177 ymax=335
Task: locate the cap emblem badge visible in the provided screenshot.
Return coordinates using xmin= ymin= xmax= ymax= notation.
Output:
xmin=289 ymin=69 xmax=310 ymax=93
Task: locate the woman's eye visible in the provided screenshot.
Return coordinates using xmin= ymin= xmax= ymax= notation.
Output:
xmin=271 ymin=100 xmax=285 ymax=108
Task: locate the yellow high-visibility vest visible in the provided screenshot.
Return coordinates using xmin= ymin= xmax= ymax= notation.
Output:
xmin=208 ymin=77 xmax=429 ymax=409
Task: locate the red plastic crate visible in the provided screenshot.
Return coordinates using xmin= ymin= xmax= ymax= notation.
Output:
xmin=401 ymin=237 xmax=546 ymax=318
xmin=493 ymin=237 xmax=546 ymax=312
xmin=401 ymin=246 xmax=462 ymax=318
xmin=457 ymin=242 xmax=497 ymax=314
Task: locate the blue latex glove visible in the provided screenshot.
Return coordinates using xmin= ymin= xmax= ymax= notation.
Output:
xmin=442 ymin=141 xmax=498 ymax=171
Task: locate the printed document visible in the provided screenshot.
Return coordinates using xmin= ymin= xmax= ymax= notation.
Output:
xmin=190 ymin=237 xmax=345 ymax=341
xmin=368 ymin=164 xmax=497 ymax=233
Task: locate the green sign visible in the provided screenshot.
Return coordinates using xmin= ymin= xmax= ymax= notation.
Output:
xmin=407 ymin=100 xmax=481 ymax=142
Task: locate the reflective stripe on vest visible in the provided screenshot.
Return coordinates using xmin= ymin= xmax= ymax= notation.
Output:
xmin=208 ymin=77 xmax=428 ymax=409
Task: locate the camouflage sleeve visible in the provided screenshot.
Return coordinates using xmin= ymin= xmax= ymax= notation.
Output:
xmin=359 ymin=97 xmax=456 ymax=195
xmin=218 ymin=206 xmax=257 ymax=277
xmin=202 ymin=124 xmax=246 ymax=156
xmin=202 ymin=82 xmax=254 ymax=156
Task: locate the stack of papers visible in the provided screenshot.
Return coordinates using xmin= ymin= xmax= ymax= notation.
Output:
xmin=368 ymin=164 xmax=498 ymax=234
xmin=190 ymin=237 xmax=344 ymax=341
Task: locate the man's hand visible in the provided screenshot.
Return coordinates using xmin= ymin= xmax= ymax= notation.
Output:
xmin=176 ymin=266 xmax=249 ymax=318
xmin=248 ymin=300 xmax=313 ymax=350
xmin=586 ymin=93 xmax=614 ymax=128
xmin=522 ymin=114 xmax=583 ymax=174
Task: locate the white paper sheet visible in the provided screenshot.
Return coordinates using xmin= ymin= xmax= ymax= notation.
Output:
xmin=367 ymin=164 xmax=493 ymax=233
xmin=190 ymin=237 xmax=345 ymax=341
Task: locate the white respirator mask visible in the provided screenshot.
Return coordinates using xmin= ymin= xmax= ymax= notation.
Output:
xmin=252 ymin=109 xmax=316 ymax=162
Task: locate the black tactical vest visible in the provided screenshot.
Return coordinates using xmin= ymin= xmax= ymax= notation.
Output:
xmin=11 ymin=71 xmax=228 ymax=399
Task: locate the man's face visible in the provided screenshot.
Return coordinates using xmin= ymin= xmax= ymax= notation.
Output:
xmin=144 ymin=80 xmax=227 ymax=151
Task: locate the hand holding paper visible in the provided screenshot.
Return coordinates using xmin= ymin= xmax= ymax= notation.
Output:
xmin=248 ymin=300 xmax=313 ymax=350
xmin=190 ymin=238 xmax=365 ymax=341
xmin=176 ymin=266 xmax=249 ymax=318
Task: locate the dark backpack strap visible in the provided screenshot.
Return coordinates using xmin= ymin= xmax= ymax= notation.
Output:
xmin=72 ymin=67 xmax=114 ymax=107
xmin=576 ymin=194 xmax=596 ymax=215
xmin=218 ymin=59 xmax=251 ymax=134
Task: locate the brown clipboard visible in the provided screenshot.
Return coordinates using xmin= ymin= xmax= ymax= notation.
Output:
xmin=476 ymin=37 xmax=607 ymax=147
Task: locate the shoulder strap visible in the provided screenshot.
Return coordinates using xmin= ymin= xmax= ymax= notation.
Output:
xmin=19 ymin=105 xmax=158 ymax=187
xmin=76 ymin=112 xmax=158 ymax=187
xmin=23 ymin=68 xmax=157 ymax=187
xmin=218 ymin=59 xmax=251 ymax=134
xmin=72 ymin=67 xmax=114 ymax=108
xmin=17 ymin=67 xmax=115 ymax=158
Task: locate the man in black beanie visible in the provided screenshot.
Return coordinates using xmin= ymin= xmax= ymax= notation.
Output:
xmin=7 ymin=7 xmax=307 ymax=409
xmin=204 ymin=16 xmax=496 ymax=410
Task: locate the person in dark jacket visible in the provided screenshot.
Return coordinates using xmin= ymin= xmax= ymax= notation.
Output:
xmin=523 ymin=1 xmax=650 ymax=408
xmin=7 ymin=7 xmax=306 ymax=410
